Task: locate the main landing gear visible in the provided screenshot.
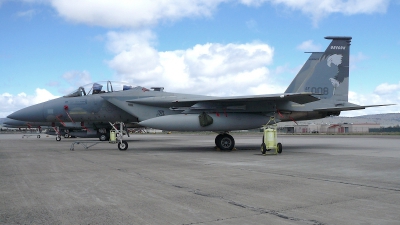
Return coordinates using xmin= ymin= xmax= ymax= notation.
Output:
xmin=99 ymin=134 xmax=109 ymax=141
xmin=215 ymin=133 xmax=235 ymax=151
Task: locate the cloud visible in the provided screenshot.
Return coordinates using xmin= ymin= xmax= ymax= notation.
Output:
xmin=246 ymin=19 xmax=259 ymax=32
xmin=374 ymin=82 xmax=400 ymax=95
xmin=239 ymin=0 xmax=390 ymax=26
xmin=296 ymin=40 xmax=322 ymax=52
xmin=57 ymin=70 xmax=93 ymax=95
xmin=16 ymin=9 xmax=38 ymax=19
xmin=106 ymin=31 xmax=276 ymax=96
xmin=62 ymin=70 xmax=92 ymax=87
xmin=0 ymin=88 xmax=59 ymax=118
xmin=47 ymin=0 xmax=224 ymax=28
xmin=0 ymin=70 xmax=101 ymax=117
xmin=350 ymin=52 xmax=368 ymax=71
xmin=7 ymin=0 xmax=389 ymax=28
xmin=340 ymin=89 xmax=399 ymax=117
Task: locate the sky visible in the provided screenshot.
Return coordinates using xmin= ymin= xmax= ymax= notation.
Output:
xmin=1 ymin=0 xmax=399 ymax=118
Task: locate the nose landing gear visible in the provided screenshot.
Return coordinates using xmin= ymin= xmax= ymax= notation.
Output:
xmin=109 ymin=122 xmax=129 ymax=151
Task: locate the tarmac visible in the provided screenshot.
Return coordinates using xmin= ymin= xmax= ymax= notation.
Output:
xmin=1 ymin=133 xmax=399 ymax=225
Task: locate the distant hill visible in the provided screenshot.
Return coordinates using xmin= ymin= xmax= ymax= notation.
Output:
xmin=356 ymin=113 xmax=400 ymax=121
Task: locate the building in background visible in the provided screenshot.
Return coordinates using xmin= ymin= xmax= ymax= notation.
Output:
xmin=278 ymin=123 xmax=381 ymax=134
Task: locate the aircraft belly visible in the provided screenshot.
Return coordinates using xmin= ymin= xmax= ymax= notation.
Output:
xmin=139 ymin=113 xmax=269 ymax=131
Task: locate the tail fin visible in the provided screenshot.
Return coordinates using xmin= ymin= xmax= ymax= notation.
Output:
xmin=285 ymin=36 xmax=352 ymax=102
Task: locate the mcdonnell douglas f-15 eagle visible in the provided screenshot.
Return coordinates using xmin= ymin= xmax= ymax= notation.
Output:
xmin=8 ymin=36 xmax=393 ymax=150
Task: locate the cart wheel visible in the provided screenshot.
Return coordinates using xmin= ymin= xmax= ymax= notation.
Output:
xmin=261 ymin=143 xmax=267 ymax=154
xmin=277 ymin=143 xmax=282 ymax=154
xmin=118 ymin=140 xmax=128 ymax=151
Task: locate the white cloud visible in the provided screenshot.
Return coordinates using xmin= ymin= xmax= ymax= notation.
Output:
xmin=106 ymin=31 xmax=276 ymax=96
xmin=8 ymin=0 xmax=389 ymax=28
xmin=350 ymin=52 xmax=368 ymax=70
xmin=47 ymin=0 xmax=225 ymax=28
xmin=56 ymin=70 xmax=94 ymax=95
xmin=374 ymin=82 xmax=400 ymax=95
xmin=246 ymin=19 xmax=259 ymax=32
xmin=16 ymin=9 xmax=38 ymax=19
xmin=240 ymin=0 xmax=390 ymax=26
xmin=296 ymin=40 xmax=322 ymax=52
xmin=62 ymin=70 xmax=92 ymax=86
xmin=341 ymin=89 xmax=399 ymax=117
xmin=2 ymin=0 xmax=393 ymax=119
xmin=0 ymin=88 xmax=59 ymax=118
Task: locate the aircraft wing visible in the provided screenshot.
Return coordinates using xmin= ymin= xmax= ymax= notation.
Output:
xmin=126 ymin=92 xmax=320 ymax=107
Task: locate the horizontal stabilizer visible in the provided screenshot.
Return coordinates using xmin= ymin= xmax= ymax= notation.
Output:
xmin=314 ymin=104 xmax=395 ymax=112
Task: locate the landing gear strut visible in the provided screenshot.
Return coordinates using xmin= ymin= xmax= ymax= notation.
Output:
xmin=109 ymin=122 xmax=128 ymax=151
xmin=215 ymin=133 xmax=235 ymax=151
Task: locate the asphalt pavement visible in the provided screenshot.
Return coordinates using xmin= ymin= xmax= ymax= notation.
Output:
xmin=1 ymin=133 xmax=399 ymax=224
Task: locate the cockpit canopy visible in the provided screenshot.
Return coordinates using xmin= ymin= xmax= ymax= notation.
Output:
xmin=64 ymin=81 xmax=134 ymax=97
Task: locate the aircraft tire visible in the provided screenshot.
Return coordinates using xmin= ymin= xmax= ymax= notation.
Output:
xmin=118 ymin=141 xmax=128 ymax=151
xmin=99 ymin=134 xmax=108 ymax=141
xmin=215 ymin=134 xmax=223 ymax=147
xmin=56 ymin=136 xmax=61 ymax=141
xmin=277 ymin=143 xmax=282 ymax=154
xmin=64 ymin=133 xmax=69 ymax=138
xmin=216 ymin=133 xmax=235 ymax=151
xmin=37 ymin=135 xmax=40 ymax=138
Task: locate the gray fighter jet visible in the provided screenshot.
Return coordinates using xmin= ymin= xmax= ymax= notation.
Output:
xmin=7 ymin=37 xmax=392 ymax=150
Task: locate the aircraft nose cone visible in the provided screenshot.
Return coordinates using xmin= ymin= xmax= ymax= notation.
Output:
xmin=7 ymin=103 xmax=44 ymax=122
xmin=3 ymin=118 xmax=20 ymax=126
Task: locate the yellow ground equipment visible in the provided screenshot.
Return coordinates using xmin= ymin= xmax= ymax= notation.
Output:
xmin=261 ymin=117 xmax=282 ymax=155
xmin=109 ymin=130 xmax=116 ymax=143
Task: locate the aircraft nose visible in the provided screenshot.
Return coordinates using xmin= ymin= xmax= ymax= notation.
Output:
xmin=7 ymin=103 xmax=45 ymax=122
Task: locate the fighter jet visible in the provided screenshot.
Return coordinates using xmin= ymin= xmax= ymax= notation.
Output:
xmin=7 ymin=37 xmax=393 ymax=150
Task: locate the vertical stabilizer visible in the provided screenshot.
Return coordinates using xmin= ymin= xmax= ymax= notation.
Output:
xmin=285 ymin=36 xmax=352 ymax=102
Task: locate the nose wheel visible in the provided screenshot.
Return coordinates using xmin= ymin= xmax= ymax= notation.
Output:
xmin=109 ymin=122 xmax=129 ymax=151
xmin=118 ymin=140 xmax=128 ymax=151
